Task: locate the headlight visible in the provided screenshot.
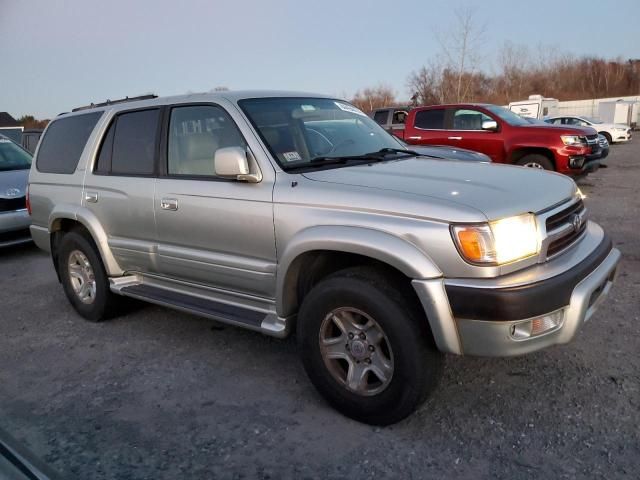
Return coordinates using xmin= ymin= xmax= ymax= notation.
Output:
xmin=615 ymin=127 xmax=627 ymax=131
xmin=452 ymin=214 xmax=539 ymax=265
xmin=561 ymin=135 xmax=586 ymax=146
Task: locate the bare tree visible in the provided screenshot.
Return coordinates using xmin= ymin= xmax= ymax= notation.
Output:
xmin=436 ymin=7 xmax=485 ymax=102
xmin=350 ymin=84 xmax=397 ymax=112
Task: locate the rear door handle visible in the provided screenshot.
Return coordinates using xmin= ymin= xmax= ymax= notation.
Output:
xmin=447 ymin=136 xmax=463 ymax=140
xmin=160 ymin=198 xmax=178 ymax=211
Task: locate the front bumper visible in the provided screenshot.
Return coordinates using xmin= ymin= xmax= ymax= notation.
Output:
xmin=412 ymin=224 xmax=620 ymax=356
xmin=0 ymin=209 xmax=31 ymax=247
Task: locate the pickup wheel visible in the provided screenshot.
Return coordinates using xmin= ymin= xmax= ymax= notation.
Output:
xmin=58 ymin=230 xmax=120 ymax=322
xmin=516 ymin=154 xmax=554 ymax=170
xmin=297 ymin=267 xmax=443 ymax=425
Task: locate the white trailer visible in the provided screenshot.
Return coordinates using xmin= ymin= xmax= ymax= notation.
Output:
xmin=508 ymin=95 xmax=559 ymax=119
xmin=598 ymin=101 xmax=639 ymax=128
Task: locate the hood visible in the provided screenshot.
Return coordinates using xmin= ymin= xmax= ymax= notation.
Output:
xmin=518 ymin=124 xmax=598 ymax=136
xmin=302 ymin=158 xmax=576 ymax=220
xmin=0 ymin=169 xmax=29 ymax=199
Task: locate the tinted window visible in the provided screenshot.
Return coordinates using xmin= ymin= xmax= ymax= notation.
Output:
xmin=94 ymin=120 xmax=116 ymax=174
xmin=452 ymin=109 xmax=493 ymax=130
xmin=36 ymin=112 xmax=102 ymax=174
xmin=168 ymin=105 xmax=246 ymax=176
xmin=414 ymin=109 xmax=445 ymax=129
xmin=373 ymin=110 xmax=389 ymax=125
xmin=111 ymin=109 xmax=159 ymax=175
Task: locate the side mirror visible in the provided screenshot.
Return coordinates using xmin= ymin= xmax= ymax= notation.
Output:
xmin=482 ymin=120 xmax=498 ymax=131
xmin=214 ymin=147 xmax=261 ymax=182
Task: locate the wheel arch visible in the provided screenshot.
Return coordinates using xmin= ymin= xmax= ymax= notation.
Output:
xmin=48 ymin=205 xmax=123 ymax=277
xmin=509 ymin=147 xmax=556 ymax=169
xmin=276 ymin=226 xmax=442 ymax=318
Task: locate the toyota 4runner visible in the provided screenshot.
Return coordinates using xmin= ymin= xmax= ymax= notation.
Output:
xmin=28 ymin=91 xmax=620 ymax=425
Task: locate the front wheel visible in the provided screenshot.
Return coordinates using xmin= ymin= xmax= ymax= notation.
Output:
xmin=297 ymin=267 xmax=443 ymax=425
xmin=516 ymin=154 xmax=554 ymax=170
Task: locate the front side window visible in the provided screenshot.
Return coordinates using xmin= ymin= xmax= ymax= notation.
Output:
xmin=452 ymin=109 xmax=493 ymax=130
xmin=168 ymin=105 xmax=246 ymax=176
xmin=110 ymin=109 xmax=159 ymax=175
xmin=239 ymin=97 xmax=403 ymax=171
xmin=414 ymin=109 xmax=445 ymax=129
xmin=36 ymin=112 xmax=102 ymax=174
xmin=0 ymin=137 xmax=32 ymax=172
xmin=484 ymin=105 xmax=530 ymax=126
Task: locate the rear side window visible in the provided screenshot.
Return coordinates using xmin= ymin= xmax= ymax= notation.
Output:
xmin=373 ymin=110 xmax=389 ymax=125
xmin=414 ymin=109 xmax=445 ymax=129
xmin=36 ymin=112 xmax=102 ymax=174
xmin=110 ymin=109 xmax=160 ymax=175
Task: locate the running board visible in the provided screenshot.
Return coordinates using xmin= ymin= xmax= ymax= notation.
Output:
xmin=114 ymin=282 xmax=289 ymax=338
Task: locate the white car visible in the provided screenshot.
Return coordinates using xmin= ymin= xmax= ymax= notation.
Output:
xmin=545 ymin=116 xmax=632 ymax=144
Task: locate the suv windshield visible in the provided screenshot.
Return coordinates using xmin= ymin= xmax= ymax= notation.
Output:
xmin=239 ymin=97 xmax=406 ymax=170
xmin=485 ymin=105 xmax=530 ymax=126
xmin=0 ymin=137 xmax=32 ymax=172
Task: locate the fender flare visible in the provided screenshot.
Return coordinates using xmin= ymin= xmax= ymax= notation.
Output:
xmin=48 ymin=204 xmax=124 ymax=276
xmin=276 ymin=225 xmax=442 ymax=317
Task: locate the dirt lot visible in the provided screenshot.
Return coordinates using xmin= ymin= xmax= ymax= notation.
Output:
xmin=1 ymin=142 xmax=638 ymax=479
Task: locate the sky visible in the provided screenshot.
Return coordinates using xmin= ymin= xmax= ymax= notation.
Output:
xmin=1 ymin=0 xmax=638 ymax=119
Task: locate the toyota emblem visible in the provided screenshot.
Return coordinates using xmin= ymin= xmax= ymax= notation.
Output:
xmin=5 ymin=188 xmax=21 ymax=198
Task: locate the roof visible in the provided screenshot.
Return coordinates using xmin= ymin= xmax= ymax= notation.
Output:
xmin=0 ymin=112 xmax=19 ymax=127
xmin=63 ymin=90 xmax=336 ymax=118
xmin=411 ymin=103 xmax=493 ymax=110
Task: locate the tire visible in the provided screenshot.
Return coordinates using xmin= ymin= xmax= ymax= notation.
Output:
xmin=58 ymin=230 xmax=120 ymax=322
xmin=516 ymin=154 xmax=554 ymax=171
xmin=600 ymin=132 xmax=612 ymax=144
xmin=297 ymin=266 xmax=443 ymax=425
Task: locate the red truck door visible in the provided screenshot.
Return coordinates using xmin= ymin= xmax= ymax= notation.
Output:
xmin=404 ymin=108 xmax=450 ymax=145
xmin=447 ymin=108 xmax=505 ymax=163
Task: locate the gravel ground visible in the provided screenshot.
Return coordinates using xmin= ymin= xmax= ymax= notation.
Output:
xmin=1 ymin=142 xmax=638 ymax=479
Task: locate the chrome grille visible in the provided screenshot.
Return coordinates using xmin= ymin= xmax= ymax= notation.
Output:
xmin=545 ymin=199 xmax=587 ymax=258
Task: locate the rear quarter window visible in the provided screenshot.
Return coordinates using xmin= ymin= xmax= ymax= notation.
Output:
xmin=414 ymin=109 xmax=445 ymax=129
xmin=36 ymin=112 xmax=102 ymax=174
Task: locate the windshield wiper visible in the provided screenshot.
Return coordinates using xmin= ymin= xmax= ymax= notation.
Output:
xmin=286 ymin=148 xmax=420 ymax=171
xmin=309 ymin=148 xmax=420 ymax=164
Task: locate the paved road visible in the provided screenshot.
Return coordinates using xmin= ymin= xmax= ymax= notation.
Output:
xmin=1 ymin=143 xmax=638 ymax=479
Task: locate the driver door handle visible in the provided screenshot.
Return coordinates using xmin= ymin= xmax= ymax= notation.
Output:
xmin=448 ymin=136 xmax=463 ymax=140
xmin=160 ymin=198 xmax=178 ymax=211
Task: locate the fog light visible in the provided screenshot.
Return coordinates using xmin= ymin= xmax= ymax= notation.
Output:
xmin=569 ymin=156 xmax=585 ymax=168
xmin=510 ymin=310 xmax=564 ymax=340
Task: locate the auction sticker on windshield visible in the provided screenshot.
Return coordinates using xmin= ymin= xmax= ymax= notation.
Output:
xmin=283 ymin=151 xmax=302 ymax=162
xmin=335 ymin=102 xmax=367 ymax=117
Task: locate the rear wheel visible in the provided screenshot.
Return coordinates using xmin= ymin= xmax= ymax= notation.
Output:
xmin=297 ymin=267 xmax=443 ymax=425
xmin=58 ymin=230 xmax=121 ymax=322
xmin=516 ymin=154 xmax=554 ymax=170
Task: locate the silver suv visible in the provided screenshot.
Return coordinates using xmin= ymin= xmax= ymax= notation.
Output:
xmin=29 ymin=91 xmax=620 ymax=425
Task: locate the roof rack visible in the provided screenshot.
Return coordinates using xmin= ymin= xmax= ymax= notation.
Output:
xmin=71 ymin=94 xmax=158 ymax=112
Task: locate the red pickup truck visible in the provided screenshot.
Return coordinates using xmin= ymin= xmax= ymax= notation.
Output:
xmin=372 ymin=104 xmax=600 ymax=176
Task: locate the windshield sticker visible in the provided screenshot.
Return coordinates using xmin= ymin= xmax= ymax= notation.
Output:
xmin=282 ymin=151 xmax=302 ymax=162
xmin=301 ymin=105 xmax=316 ymax=112
xmin=334 ymin=102 xmax=367 ymax=117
